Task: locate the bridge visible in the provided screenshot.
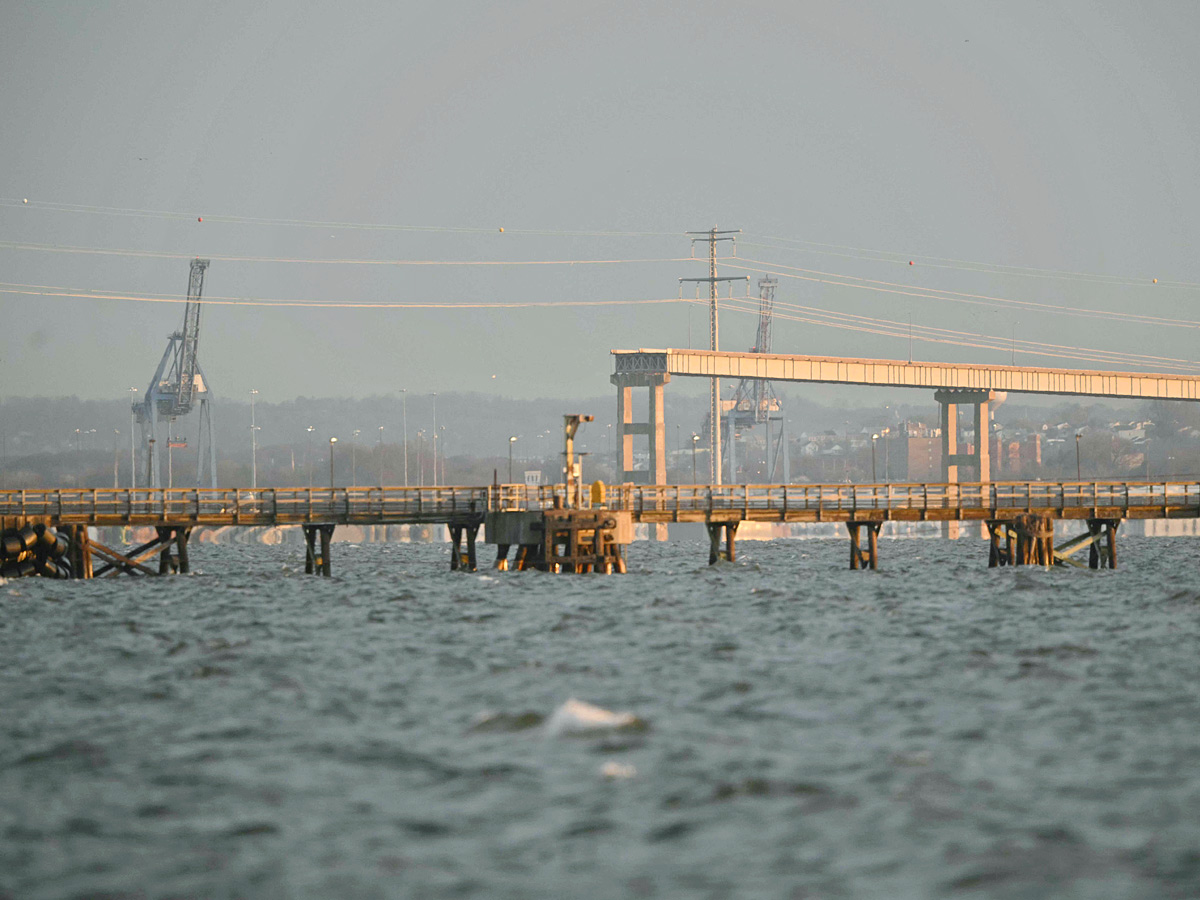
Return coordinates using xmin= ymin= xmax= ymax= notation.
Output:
xmin=611 ymin=348 xmax=1200 ymax=486
xmin=3 ymin=480 xmax=1198 ymax=577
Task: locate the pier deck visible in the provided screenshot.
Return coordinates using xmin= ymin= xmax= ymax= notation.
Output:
xmin=3 ymin=481 xmax=1199 ymax=528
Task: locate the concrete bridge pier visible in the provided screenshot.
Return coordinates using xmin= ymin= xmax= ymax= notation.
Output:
xmin=612 ymin=369 xmax=670 ymax=540
xmin=936 ymin=389 xmax=994 ymax=539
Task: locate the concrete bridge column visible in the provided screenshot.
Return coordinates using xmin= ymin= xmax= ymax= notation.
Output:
xmin=612 ymin=371 xmax=670 ymax=541
xmin=936 ymin=389 xmax=995 ymax=540
xmin=935 ymin=389 xmax=994 ymax=484
xmin=611 ymin=372 xmax=670 ymax=485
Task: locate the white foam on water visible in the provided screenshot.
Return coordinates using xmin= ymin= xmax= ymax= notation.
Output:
xmin=599 ymin=761 xmax=637 ymax=780
xmin=545 ymin=698 xmax=642 ymax=737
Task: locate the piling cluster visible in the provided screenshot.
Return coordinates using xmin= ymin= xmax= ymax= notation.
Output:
xmin=0 ymin=524 xmax=72 ymax=579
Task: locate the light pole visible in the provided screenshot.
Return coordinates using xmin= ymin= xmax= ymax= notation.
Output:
xmin=439 ymin=425 xmax=446 ymax=485
xmin=508 ymin=435 xmax=518 ymax=482
xmin=1076 ymin=432 xmax=1082 ymax=480
xmin=112 ymin=429 xmax=120 ymax=488
xmin=167 ymin=419 xmax=175 ymax=488
xmin=401 ymin=389 xmax=409 ymax=487
xmin=351 ymin=429 xmax=361 ymax=486
xmin=871 ymin=433 xmax=879 ymax=482
xmin=249 ymin=389 xmax=259 ymax=490
xmin=74 ymin=428 xmax=81 ymax=485
xmin=128 ymin=387 xmax=138 ymax=489
xmin=417 ymin=430 xmax=425 ymax=486
xmin=306 ymin=425 xmax=314 ymax=487
xmin=431 ymin=392 xmax=438 ymax=487
xmin=691 ymin=433 xmax=700 ymax=482
xmin=329 ymin=437 xmax=338 ymax=488
xmin=377 ymin=425 xmax=384 ymax=486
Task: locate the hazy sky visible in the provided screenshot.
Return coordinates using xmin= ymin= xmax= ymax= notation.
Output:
xmin=3 ymin=0 xmax=1199 ymax=404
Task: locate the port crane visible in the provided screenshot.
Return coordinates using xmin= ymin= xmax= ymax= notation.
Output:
xmin=726 ymin=276 xmax=788 ymax=482
xmin=134 ymin=258 xmax=217 ymax=488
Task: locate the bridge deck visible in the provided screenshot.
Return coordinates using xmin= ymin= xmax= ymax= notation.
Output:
xmin=612 ymin=348 xmax=1200 ymax=400
xmin=2 ymin=482 xmax=1198 ymax=528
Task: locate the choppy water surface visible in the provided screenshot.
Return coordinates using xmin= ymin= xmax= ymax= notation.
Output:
xmin=3 ymin=536 xmax=1200 ymax=899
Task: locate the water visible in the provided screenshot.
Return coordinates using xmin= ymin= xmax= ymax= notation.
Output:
xmin=3 ymin=536 xmax=1200 ymax=899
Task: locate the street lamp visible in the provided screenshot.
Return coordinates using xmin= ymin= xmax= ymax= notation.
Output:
xmin=128 ymin=387 xmax=139 ymax=489
xmin=871 ymin=433 xmax=879 ymax=483
xmin=431 ymin=392 xmax=438 ymax=487
xmin=351 ymin=429 xmax=361 ymax=486
xmin=691 ymin=433 xmax=700 ymax=482
xmin=377 ymin=425 xmax=385 ymax=486
xmin=401 ymin=389 xmax=409 ymax=487
xmin=439 ymin=425 xmax=446 ymax=485
xmin=329 ymin=437 xmax=338 ymax=488
xmin=1075 ymin=432 xmax=1082 ymax=480
xmin=416 ymin=430 xmax=425 ymax=486
xmin=306 ymin=425 xmax=314 ymax=487
xmin=508 ymin=435 xmax=518 ymax=482
xmin=249 ymin=389 xmax=259 ymax=490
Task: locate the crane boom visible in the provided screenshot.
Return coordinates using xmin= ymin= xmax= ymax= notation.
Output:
xmin=174 ymin=258 xmax=208 ymax=413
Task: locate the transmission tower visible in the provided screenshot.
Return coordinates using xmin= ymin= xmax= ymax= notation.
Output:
xmin=135 ymin=258 xmax=217 ymax=489
xmin=680 ymin=226 xmax=745 ymax=484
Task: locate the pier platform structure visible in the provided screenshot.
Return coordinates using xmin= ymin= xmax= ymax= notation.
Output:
xmin=3 ymin=479 xmax=1199 ymax=576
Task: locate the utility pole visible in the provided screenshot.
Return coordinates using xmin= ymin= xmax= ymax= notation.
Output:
xmin=680 ymin=226 xmax=744 ymax=484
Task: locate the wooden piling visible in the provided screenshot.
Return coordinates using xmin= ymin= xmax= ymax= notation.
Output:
xmin=319 ymin=524 xmax=333 ymax=576
xmin=706 ymin=522 xmax=722 ymax=565
xmin=176 ymin=527 xmax=191 ymax=575
xmin=449 ymin=525 xmax=462 ymax=571
xmin=465 ymin=523 xmax=478 ymax=572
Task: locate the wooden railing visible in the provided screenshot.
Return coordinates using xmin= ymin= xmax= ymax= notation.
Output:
xmin=599 ymin=481 xmax=1200 ymax=515
xmin=2 ymin=481 xmax=1198 ymax=525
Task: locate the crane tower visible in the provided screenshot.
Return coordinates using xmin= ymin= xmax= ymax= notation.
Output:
xmin=726 ymin=276 xmax=788 ymax=482
xmin=135 ymin=258 xmax=217 ymax=489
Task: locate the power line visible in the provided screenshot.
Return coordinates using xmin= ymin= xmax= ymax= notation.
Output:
xmin=724 ymin=258 xmax=1200 ymax=331
xmin=744 ymin=234 xmax=1199 ymax=289
xmin=0 ymin=198 xmax=681 ymax=237
xmin=0 ymin=281 xmax=692 ymax=311
xmin=0 ymin=239 xmax=703 ymax=268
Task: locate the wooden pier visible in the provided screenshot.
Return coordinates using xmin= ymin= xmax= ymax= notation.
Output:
xmin=2 ymin=480 xmax=1198 ymax=577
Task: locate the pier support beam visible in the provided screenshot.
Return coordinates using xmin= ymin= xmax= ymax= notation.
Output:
xmin=705 ymin=521 xmax=738 ymax=564
xmin=302 ymin=524 xmax=335 ymax=576
xmin=449 ymin=523 xmax=479 ymax=572
xmin=847 ymin=521 xmax=881 ymax=570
